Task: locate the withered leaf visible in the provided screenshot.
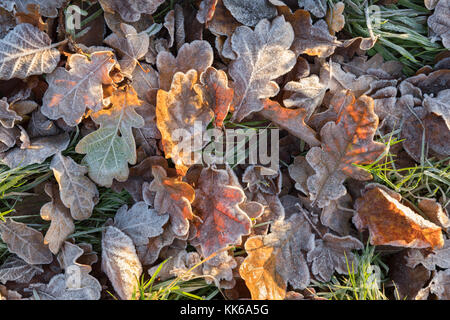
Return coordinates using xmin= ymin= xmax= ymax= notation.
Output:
xmin=326 ymin=2 xmax=345 ymax=35
xmin=240 ymin=212 xmax=315 ymax=300
xmin=2 ymin=132 xmax=70 ymax=169
xmin=197 ymin=0 xmax=218 ymax=24
xmin=50 ymin=153 xmax=99 ymax=221
xmin=0 ymin=218 xmax=53 ymax=265
xmin=407 ymin=239 xmax=450 ymax=271
xmin=104 ymin=23 xmax=149 ymax=77
xmin=0 ymin=284 xmax=21 ymax=300
xmin=289 ymin=155 xmax=314 ymax=195
xmin=41 ymin=51 xmax=116 ymax=126
xmin=223 ymin=0 xmax=277 ymax=26
xmin=98 ymin=0 xmax=165 ymax=23
xmin=156 ymin=70 xmax=213 ymax=175
xmin=229 ymin=16 xmax=296 ymax=121
xmin=57 ymin=241 xmax=97 ymax=274
xmin=427 ymin=269 xmax=450 ymax=300
xmin=157 ymin=40 xmax=214 ymax=91
xmin=428 ymin=0 xmax=450 ymax=49
xmin=114 ymin=202 xmax=169 ymax=246
xmin=3 ymin=0 xmax=65 ymax=18
xmin=307 ymin=233 xmax=363 ymax=282
xmin=418 ymin=198 xmax=450 ymax=229
xmin=0 ymin=255 xmax=43 ymax=284
xmin=40 ymin=183 xmax=75 ymax=254
xmin=0 ymin=23 xmax=60 ymax=80
xmin=192 ymin=165 xmax=252 ymax=258
xmin=423 ymin=89 xmax=450 ymax=130
xmin=131 ymin=62 xmax=159 ymax=104
xmin=354 ymin=186 xmax=444 ymax=249
xmin=298 ymin=0 xmax=327 ymax=18
xmin=195 ymin=66 xmax=233 ymax=128
xmin=75 ymin=86 xmax=145 ymax=187
xmin=102 ymin=225 xmax=143 ymax=300
xmin=0 ymin=97 xmax=21 ymax=128
xmin=147 ymin=165 xmax=194 ymax=237
xmin=306 ymin=94 xmax=386 ymax=208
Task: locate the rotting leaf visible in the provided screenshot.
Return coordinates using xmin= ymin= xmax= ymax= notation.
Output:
xmin=354 ymin=186 xmax=444 ymax=249
xmin=102 ymin=224 xmax=143 ymax=300
xmin=41 ymin=51 xmax=116 ymax=126
xmin=40 ymin=183 xmax=75 ymax=254
xmin=0 ymin=23 xmax=60 ymax=80
xmin=114 ymin=202 xmax=169 ymax=246
xmin=306 ymin=94 xmax=385 ymax=207
xmin=229 ymin=15 xmax=296 ymax=121
xmin=222 ymin=0 xmax=277 ymax=27
xmin=75 ymin=86 xmax=145 ymax=187
xmin=0 ymin=218 xmax=53 ymax=265
xmin=50 ymin=152 xmax=99 ymax=221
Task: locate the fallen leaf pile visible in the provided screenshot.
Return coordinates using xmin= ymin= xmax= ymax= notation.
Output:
xmin=0 ymin=0 xmax=449 ymax=301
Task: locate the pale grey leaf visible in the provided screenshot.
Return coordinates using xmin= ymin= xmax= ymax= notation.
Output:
xmin=0 ymin=255 xmax=43 ymax=284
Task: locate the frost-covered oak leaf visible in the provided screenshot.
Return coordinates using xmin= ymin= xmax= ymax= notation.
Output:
xmin=75 ymin=86 xmax=145 ymax=187
xmin=98 ymin=0 xmax=165 ymax=23
xmin=229 ymin=15 xmax=296 ymax=121
xmin=42 ymin=51 xmax=116 ymax=126
xmin=223 ymin=0 xmax=277 ymax=26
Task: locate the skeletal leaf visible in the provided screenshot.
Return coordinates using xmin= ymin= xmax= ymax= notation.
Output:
xmin=0 ymin=97 xmax=21 ymax=128
xmin=407 ymin=240 xmax=450 ymax=271
xmin=428 ymin=0 xmax=450 ymax=49
xmin=192 ymin=165 xmax=252 ymax=258
xmin=114 ymin=202 xmax=169 ymax=246
xmin=306 ymin=94 xmax=386 ymax=208
xmin=197 ymin=0 xmax=218 ymax=24
xmin=156 ymin=70 xmax=213 ymax=175
xmin=157 ymin=40 xmax=214 ymax=91
xmin=259 ymin=99 xmax=320 ymax=147
xmin=50 ymin=152 xmax=99 ymax=221
xmin=0 ymin=218 xmax=53 ymax=265
xmin=102 ymin=225 xmax=143 ymax=300
xmin=0 ymin=255 xmax=43 ymax=284
xmin=0 ymin=23 xmax=60 ymax=80
xmin=281 ymin=8 xmax=340 ymax=58
xmin=147 ymin=166 xmax=195 ymax=237
xmin=354 ymin=186 xmax=444 ymax=249
xmin=229 ymin=16 xmax=295 ymax=121
xmin=423 ymin=89 xmax=450 ymax=130
xmin=195 ymin=66 xmax=233 ymax=128
xmin=298 ymin=0 xmax=327 ymax=18
xmin=75 ymin=86 xmax=145 ymax=187
xmin=41 ymin=51 xmax=116 ymax=126
xmin=240 ymin=212 xmax=315 ymax=299
xmin=307 ymin=233 xmax=363 ymax=282
xmin=40 ymin=183 xmax=75 ymax=254
xmin=223 ymin=0 xmax=277 ymax=26
xmin=98 ymin=0 xmax=165 ymax=22
xmin=1 ymin=132 xmax=70 ymax=169
xmin=104 ymin=23 xmax=149 ymax=77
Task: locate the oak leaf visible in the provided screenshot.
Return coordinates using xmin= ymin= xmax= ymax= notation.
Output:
xmin=50 ymin=152 xmax=99 ymax=221
xmin=428 ymin=0 xmax=450 ymax=48
xmin=40 ymin=183 xmax=75 ymax=254
xmin=298 ymin=0 xmax=327 ymax=18
xmin=407 ymin=239 xmax=450 ymax=271
xmin=197 ymin=0 xmax=218 ymax=24
xmin=98 ymin=0 xmax=165 ymax=23
xmin=41 ymin=51 xmax=116 ymax=126
xmin=229 ymin=16 xmax=296 ymax=121
xmin=306 ymin=94 xmax=386 ymax=207
xmin=223 ymin=0 xmax=277 ymax=26
xmin=0 ymin=23 xmax=60 ymax=80
xmin=354 ymin=186 xmax=444 ymax=249
xmin=101 ymin=224 xmax=143 ymax=300
xmin=2 ymin=0 xmax=65 ymax=18
xmin=75 ymin=86 xmax=145 ymax=187
xmin=0 ymin=97 xmax=21 ymax=128
xmin=326 ymin=2 xmax=345 ymax=35
xmin=0 ymin=218 xmax=53 ymax=265
xmin=0 ymin=255 xmax=43 ymax=284
xmin=423 ymin=89 xmax=450 ymax=130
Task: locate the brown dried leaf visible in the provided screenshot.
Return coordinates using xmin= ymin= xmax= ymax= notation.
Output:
xmin=104 ymin=23 xmax=149 ymax=77
xmin=407 ymin=239 xmax=450 ymax=271
xmin=41 ymin=51 xmax=116 ymax=126
xmin=15 ymin=3 xmax=47 ymax=32
xmin=243 ymin=165 xmax=281 ymax=195
xmin=98 ymin=0 xmax=165 ymax=22
xmin=156 ymin=70 xmax=213 ymax=175
xmin=40 ymin=183 xmax=75 ymax=254
xmin=223 ymin=0 xmax=277 ymax=26
xmin=326 ymin=2 xmax=345 ymax=35
xmin=307 ymin=233 xmax=363 ymax=282
xmin=50 ymin=152 xmax=99 ymax=221
xmin=75 ymin=86 xmax=145 ymax=187
xmin=354 ymin=186 xmax=444 ymax=249
xmin=147 ymin=165 xmax=194 ymax=237
xmin=2 ymin=0 xmax=65 ymax=18
xmin=423 ymin=89 xmax=450 ymax=130
xmin=157 ymin=40 xmax=213 ymax=91
xmin=0 ymin=23 xmax=60 ymax=80
xmin=428 ymin=0 xmax=450 ymax=49
xmin=298 ymin=0 xmax=327 ymax=18
xmin=0 ymin=218 xmax=53 ymax=265
xmin=306 ymin=94 xmax=386 ymax=207
xmin=418 ymin=199 xmax=450 ymax=229
xmin=101 ymin=225 xmax=143 ymax=300
xmin=197 ymin=0 xmax=218 ymax=24
xmin=0 ymin=97 xmax=21 ymax=128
